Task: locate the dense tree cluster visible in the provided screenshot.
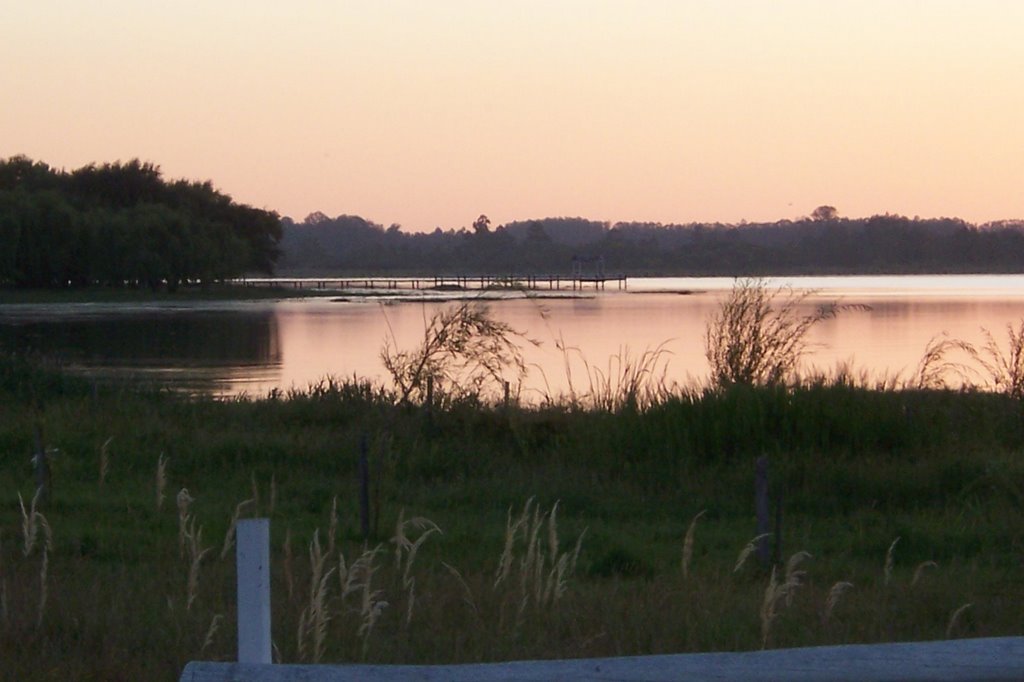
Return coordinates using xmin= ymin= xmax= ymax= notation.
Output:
xmin=278 ymin=209 xmax=1024 ymax=276
xmin=0 ymin=156 xmax=281 ymax=289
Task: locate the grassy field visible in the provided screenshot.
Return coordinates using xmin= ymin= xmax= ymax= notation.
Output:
xmin=1 ymin=351 xmax=1023 ymax=681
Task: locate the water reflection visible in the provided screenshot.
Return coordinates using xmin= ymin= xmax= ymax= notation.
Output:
xmin=0 ymin=309 xmax=282 ymax=394
xmin=3 ymin=275 xmax=1024 ymax=398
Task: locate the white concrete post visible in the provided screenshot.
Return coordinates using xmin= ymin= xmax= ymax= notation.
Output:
xmin=236 ymin=518 xmax=271 ymax=664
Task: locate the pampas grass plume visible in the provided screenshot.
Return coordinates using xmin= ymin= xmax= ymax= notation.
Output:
xmin=735 ymin=533 xmax=772 ymax=573
xmin=823 ymin=581 xmax=854 ymax=625
xmin=946 ymin=602 xmax=972 ymax=638
xmin=156 ymin=454 xmax=168 ymax=511
xmin=911 ymin=560 xmax=938 ymax=587
xmin=884 ymin=537 xmax=900 ymax=587
xmin=681 ymin=509 xmax=706 ymax=579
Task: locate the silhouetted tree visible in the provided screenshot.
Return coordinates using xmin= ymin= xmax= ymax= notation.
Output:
xmin=811 ymin=205 xmax=838 ymax=221
xmin=472 ymin=214 xmax=491 ymax=235
xmin=0 ymin=156 xmax=282 ymax=288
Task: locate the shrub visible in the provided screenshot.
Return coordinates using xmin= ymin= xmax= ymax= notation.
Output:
xmin=704 ymin=279 xmax=842 ymax=387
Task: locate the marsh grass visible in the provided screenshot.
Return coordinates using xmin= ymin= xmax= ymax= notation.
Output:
xmin=975 ymin=322 xmax=1024 ymax=399
xmin=380 ymin=302 xmax=538 ymax=405
xmin=547 ymin=341 xmax=674 ymax=411
xmin=681 ymin=509 xmax=705 ymax=579
xmin=902 ymin=320 xmax=1024 ymax=397
xmin=704 ymin=278 xmax=863 ymax=387
xmin=156 ymin=454 xmax=168 ymax=511
xmin=1 ymin=350 xmax=1024 ymax=679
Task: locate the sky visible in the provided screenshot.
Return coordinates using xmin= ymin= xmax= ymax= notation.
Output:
xmin=3 ymin=1 xmax=1023 ymax=230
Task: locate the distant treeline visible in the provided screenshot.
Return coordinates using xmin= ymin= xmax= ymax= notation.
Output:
xmin=0 ymin=156 xmax=281 ymax=289
xmin=279 ymin=209 xmax=1024 ymax=276
xmin=5 ymin=154 xmax=1023 ymax=287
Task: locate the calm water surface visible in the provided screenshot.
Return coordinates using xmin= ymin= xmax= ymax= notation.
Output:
xmin=3 ymin=275 xmax=1024 ymax=398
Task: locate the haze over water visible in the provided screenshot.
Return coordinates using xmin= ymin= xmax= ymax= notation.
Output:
xmin=3 ymin=275 xmax=1024 ymax=398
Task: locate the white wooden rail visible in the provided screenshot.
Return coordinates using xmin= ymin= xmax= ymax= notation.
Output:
xmin=189 ymin=518 xmax=1023 ymax=681
xmin=182 ymin=637 xmax=1024 ymax=681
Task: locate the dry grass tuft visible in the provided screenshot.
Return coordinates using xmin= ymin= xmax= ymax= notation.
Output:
xmin=442 ymin=561 xmax=479 ymax=617
xmin=912 ymin=334 xmax=976 ymax=389
xmin=156 ymin=454 xmax=168 ymax=511
xmin=219 ymin=497 xmax=255 ymax=560
xmin=760 ymin=566 xmax=781 ymax=648
xmin=298 ymin=530 xmax=335 ymax=663
xmin=681 ymin=509 xmax=706 ymax=579
xmin=351 ymin=546 xmax=386 ymax=655
xmin=176 ymin=488 xmax=195 ymax=559
xmin=823 ymin=581 xmax=854 ymax=625
xmin=492 ymin=498 xmax=585 ymax=624
xmin=883 ymin=537 xmax=900 ymax=587
xmin=946 ymin=602 xmax=973 ymax=638
xmin=98 ymin=436 xmax=113 ymax=488
xmin=911 ymin=560 xmax=938 ymax=588
xmin=184 ymin=517 xmax=210 ymax=611
xmin=734 ymin=533 xmax=772 ymax=573
xmin=200 ymin=614 xmax=223 ymax=654
xmin=19 ymin=489 xmax=43 ymax=557
xmin=783 ymin=551 xmax=812 ymax=607
xmin=391 ymin=510 xmax=442 ymax=625
xmin=35 ymin=512 xmax=52 ymax=628
xmin=18 ymin=487 xmax=53 ymax=626
xmin=760 ymin=550 xmax=812 ymax=648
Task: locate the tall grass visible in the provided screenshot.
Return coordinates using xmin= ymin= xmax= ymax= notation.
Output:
xmin=704 ymin=278 xmax=852 ymax=387
xmin=976 ymin=321 xmax=1024 ymax=399
xmin=2 ymin=321 xmax=1024 ymax=678
xmin=380 ymin=302 xmax=538 ymax=405
xmin=546 ymin=341 xmax=674 ymax=411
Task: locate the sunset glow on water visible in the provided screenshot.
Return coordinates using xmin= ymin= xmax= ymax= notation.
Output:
xmin=4 ymin=276 xmax=1024 ymax=398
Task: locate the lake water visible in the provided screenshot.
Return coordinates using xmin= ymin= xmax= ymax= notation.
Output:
xmin=3 ymin=275 xmax=1024 ymax=399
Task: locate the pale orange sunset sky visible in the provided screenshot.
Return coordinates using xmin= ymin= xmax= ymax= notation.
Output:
xmin=2 ymin=1 xmax=1022 ymax=230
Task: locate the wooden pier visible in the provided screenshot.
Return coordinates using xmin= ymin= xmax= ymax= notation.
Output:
xmin=238 ymin=274 xmax=627 ymax=292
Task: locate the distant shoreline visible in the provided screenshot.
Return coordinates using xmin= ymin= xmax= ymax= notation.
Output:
xmin=0 ymin=284 xmax=339 ymax=305
xmin=6 ymin=271 xmax=1024 ymax=306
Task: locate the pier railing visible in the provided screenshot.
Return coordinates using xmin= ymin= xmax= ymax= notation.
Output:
xmin=237 ymin=274 xmax=627 ymax=292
